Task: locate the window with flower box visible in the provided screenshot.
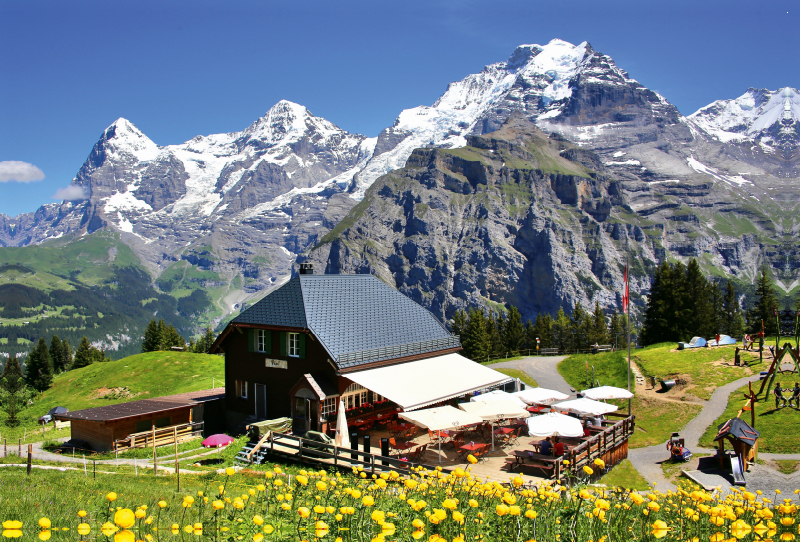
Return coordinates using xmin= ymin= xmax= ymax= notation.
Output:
xmin=320 ymin=396 xmax=339 ymax=417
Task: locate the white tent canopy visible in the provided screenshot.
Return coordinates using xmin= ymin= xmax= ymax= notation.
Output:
xmin=552 ymin=398 xmax=618 ymax=416
xmin=512 ymin=387 xmax=569 ymax=405
xmin=581 ymin=386 xmax=633 ymax=400
xmin=344 ymin=353 xmax=512 ymax=411
xmin=527 ymin=412 xmax=584 ymax=438
xmin=458 ymin=400 xmax=530 ymax=421
xmin=470 ymin=389 xmax=527 ymax=409
xmin=399 ymin=405 xmax=483 ymax=432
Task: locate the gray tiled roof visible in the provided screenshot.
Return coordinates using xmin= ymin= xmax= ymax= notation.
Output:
xmin=233 ymin=274 xmax=460 ymax=369
xmin=234 ymin=277 xmax=307 ymax=328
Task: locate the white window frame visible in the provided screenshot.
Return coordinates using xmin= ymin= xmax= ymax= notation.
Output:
xmin=237 ymin=380 xmax=248 ymax=399
xmin=320 ymin=396 xmax=339 ymax=417
xmin=342 ymin=383 xmax=369 ymax=410
xmin=287 ymin=332 xmax=300 ymax=358
xmin=256 ymin=330 xmax=267 ymax=353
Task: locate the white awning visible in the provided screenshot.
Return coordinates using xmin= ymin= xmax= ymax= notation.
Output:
xmin=344 ymin=353 xmax=512 ymax=411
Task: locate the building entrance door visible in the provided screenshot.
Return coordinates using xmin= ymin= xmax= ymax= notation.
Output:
xmin=255 ymin=384 xmax=267 ymax=420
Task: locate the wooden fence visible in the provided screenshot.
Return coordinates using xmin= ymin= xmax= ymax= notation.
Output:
xmin=261 ymin=433 xmax=448 ymax=476
xmin=114 ymin=422 xmax=204 ymax=451
xmin=565 ymin=415 xmax=635 ymax=477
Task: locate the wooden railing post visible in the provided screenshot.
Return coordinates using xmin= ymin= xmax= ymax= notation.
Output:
xmin=152 ymin=426 xmax=157 ymax=477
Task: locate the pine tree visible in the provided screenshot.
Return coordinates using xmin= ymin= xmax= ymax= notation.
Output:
xmin=451 ymin=310 xmax=468 ymax=340
xmin=1 ymin=355 xmax=23 ymax=380
xmin=523 ymin=319 xmax=535 ymax=352
xmin=503 ymin=306 xmax=525 ymax=354
xmin=24 ymin=337 xmax=53 ymax=392
xmin=73 ymin=336 xmax=95 ymax=369
xmin=487 ymin=312 xmax=504 ymax=356
xmin=749 ymin=267 xmax=778 ymax=335
xmin=552 ymin=308 xmax=572 ymax=353
xmin=203 ymin=327 xmax=215 ymax=353
xmin=589 ymin=301 xmax=609 ymax=345
xmin=609 ymin=309 xmax=627 ymax=350
xmin=534 ymin=313 xmax=553 ymax=348
xmin=685 ymin=259 xmax=713 ymax=339
xmin=642 ymin=261 xmax=678 ymax=345
xmin=0 ymin=355 xmax=34 ymax=428
xmin=162 ymin=324 xmax=185 ymax=350
xmin=50 ymin=335 xmax=66 ymax=373
xmin=709 ymin=281 xmax=724 ymax=336
xmin=571 ymin=302 xmax=590 ymax=352
xmin=142 ymin=319 xmax=162 ymax=352
xmin=462 ymin=308 xmax=491 ymax=361
xmin=61 ymin=338 xmax=73 ymax=370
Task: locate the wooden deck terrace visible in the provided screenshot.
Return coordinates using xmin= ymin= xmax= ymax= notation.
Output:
xmin=253 ymin=415 xmax=635 ymax=485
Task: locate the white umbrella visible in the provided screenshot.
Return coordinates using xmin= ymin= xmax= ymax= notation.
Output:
xmin=459 ymin=400 xmax=530 ymax=451
xmin=400 ymin=405 xmax=484 ymax=462
xmin=552 ymin=398 xmax=618 ymax=416
xmin=469 ymin=389 xmax=527 ymax=409
xmin=512 ymin=387 xmax=570 ymax=405
xmin=334 ymin=399 xmax=351 ymax=450
xmin=581 ymin=386 xmax=633 ymax=400
xmin=526 ymin=412 xmax=584 ymax=438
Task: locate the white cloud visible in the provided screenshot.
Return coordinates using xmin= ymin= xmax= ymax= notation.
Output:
xmin=0 ymin=161 xmax=45 ymax=182
xmin=53 ymin=185 xmax=88 ymax=201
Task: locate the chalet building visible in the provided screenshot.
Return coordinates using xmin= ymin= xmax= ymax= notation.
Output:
xmin=211 ymin=266 xmax=512 ymax=433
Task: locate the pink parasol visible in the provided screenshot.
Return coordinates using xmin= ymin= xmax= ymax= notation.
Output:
xmin=202 ymin=434 xmax=234 ymax=448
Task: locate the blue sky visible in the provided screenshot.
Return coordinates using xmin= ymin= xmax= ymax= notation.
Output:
xmin=1 ymin=0 xmax=797 ymax=217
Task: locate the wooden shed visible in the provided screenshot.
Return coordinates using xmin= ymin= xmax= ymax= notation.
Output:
xmin=54 ymin=388 xmax=225 ymax=452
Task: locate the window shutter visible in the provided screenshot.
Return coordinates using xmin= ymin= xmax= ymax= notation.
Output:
xmin=247 ymin=329 xmax=254 ymax=352
xmin=279 ymin=332 xmax=286 ymax=357
xmin=299 ymin=334 xmax=306 ymax=359
xmin=265 ymin=330 xmax=272 ymax=353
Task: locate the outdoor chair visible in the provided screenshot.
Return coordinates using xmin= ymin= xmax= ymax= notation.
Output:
xmin=358 ymin=420 xmax=375 ymax=432
xmin=508 ymin=427 xmax=522 ymax=446
xmin=473 ymin=443 xmax=490 ymax=463
xmin=449 ymin=432 xmax=465 ymax=451
xmin=428 ymin=429 xmax=441 ymax=444
xmin=407 ymin=444 xmax=427 ymax=462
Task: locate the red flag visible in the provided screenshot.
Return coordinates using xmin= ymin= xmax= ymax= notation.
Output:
xmin=623 ymin=264 xmax=629 ymax=313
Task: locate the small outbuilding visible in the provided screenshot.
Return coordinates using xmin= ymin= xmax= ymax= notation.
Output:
xmin=54 ymin=388 xmax=225 ymax=452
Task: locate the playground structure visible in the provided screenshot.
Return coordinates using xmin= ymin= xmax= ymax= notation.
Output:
xmin=666 ymin=432 xmax=692 ymax=462
xmin=713 ymin=417 xmax=760 ymax=485
xmin=678 ymin=337 xmax=707 ymax=350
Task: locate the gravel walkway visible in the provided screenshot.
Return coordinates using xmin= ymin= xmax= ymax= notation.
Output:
xmin=490 ymin=356 xmax=573 ymax=395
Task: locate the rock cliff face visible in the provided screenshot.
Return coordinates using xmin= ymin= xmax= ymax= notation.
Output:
xmin=1 ymin=40 xmax=798 ymax=328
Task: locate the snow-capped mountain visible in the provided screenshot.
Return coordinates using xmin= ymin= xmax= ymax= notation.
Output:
xmin=2 ymin=39 xmax=798 ymax=327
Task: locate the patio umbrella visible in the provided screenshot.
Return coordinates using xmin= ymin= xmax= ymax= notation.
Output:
xmin=334 ymin=398 xmax=351 ymax=450
xmin=580 ymin=386 xmax=633 ymax=400
xmin=526 ymin=412 xmax=583 ymax=438
xmin=469 ymin=389 xmax=527 ymax=409
xmin=512 ymin=387 xmax=569 ymax=405
xmin=459 ymin=400 xmax=530 ymax=451
xmin=47 ymin=406 xmax=69 ymax=417
xmin=400 ymin=405 xmax=483 ymax=463
xmin=202 ymin=434 xmax=234 ymax=448
xmin=551 ymin=398 xmax=618 ymax=417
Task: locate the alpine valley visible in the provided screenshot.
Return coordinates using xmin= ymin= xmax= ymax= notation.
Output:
xmin=2 ymin=39 xmax=799 ymax=356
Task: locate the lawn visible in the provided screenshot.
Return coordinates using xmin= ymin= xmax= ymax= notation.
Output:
xmin=558 ymin=351 xmax=702 ymax=448
xmin=632 ymin=342 xmax=765 ymax=401
xmin=3 ymin=351 xmax=225 ymax=443
xmin=698 ymin=382 xmax=800 ymax=453
xmin=493 ymin=368 xmax=538 ymax=388
xmin=598 ymin=459 xmax=651 ymax=490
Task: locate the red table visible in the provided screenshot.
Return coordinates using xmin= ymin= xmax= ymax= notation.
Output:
xmin=493 ymin=427 xmax=515 ymax=435
xmin=391 ymin=440 xmax=415 ymax=451
xmin=458 ymin=442 xmax=487 ymax=461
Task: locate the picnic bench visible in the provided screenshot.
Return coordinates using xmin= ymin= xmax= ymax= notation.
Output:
xmin=592 ymin=344 xmax=612 ymax=354
xmin=540 ymin=348 xmax=559 ymax=355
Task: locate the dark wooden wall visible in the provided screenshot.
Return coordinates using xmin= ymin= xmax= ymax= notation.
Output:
xmin=69 ymin=407 xmax=192 ymax=452
xmin=223 ymin=329 xmax=337 ymax=426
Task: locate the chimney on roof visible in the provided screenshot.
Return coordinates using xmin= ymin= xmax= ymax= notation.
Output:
xmin=299 ymin=263 xmax=314 ymax=275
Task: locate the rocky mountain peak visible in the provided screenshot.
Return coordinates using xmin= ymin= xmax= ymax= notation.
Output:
xmin=100 ymin=118 xmax=160 ymax=162
xmin=689 ymin=87 xmax=800 ymax=147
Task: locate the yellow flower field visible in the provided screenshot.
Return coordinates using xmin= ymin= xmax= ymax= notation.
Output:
xmin=2 ymin=464 xmax=800 ymax=541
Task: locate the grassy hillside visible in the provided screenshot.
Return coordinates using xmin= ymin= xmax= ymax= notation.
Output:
xmin=0 ymin=231 xmax=219 ymax=360
xmin=4 ymin=351 xmax=224 ymax=442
